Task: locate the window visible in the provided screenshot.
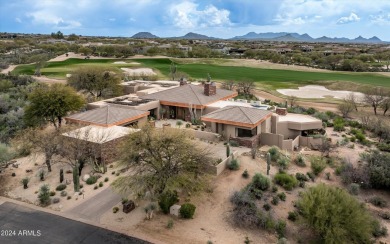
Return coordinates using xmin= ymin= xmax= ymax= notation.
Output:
xmin=237 ymin=128 xmax=253 ymax=137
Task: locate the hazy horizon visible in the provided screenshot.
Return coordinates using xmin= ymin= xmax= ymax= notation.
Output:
xmin=1 ymin=0 xmax=390 ymax=41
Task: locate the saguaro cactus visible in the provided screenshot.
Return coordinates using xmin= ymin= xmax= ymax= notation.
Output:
xmin=73 ymin=163 xmax=80 ymax=192
xmin=226 ymin=144 xmax=230 ymax=157
xmin=60 ymin=169 xmax=64 ymax=183
xmin=266 ymin=152 xmax=271 ymax=175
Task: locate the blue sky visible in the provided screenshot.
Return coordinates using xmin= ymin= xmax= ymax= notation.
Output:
xmin=1 ymin=0 xmax=390 ymax=40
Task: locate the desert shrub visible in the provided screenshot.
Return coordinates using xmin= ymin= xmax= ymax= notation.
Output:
xmin=272 ymin=185 xmax=278 ymax=193
xmin=52 ymin=197 xmax=60 ymax=204
xmin=38 ymin=184 xmax=51 ymax=206
xmin=294 ymin=154 xmax=306 ymax=167
xmin=55 ymin=184 xmax=66 ymax=191
xmin=21 ymin=177 xmax=29 ymax=189
xmin=277 ymin=156 xmax=289 ymax=170
xmin=99 ymin=182 xmax=103 ymax=187
xmin=11 ymin=173 xmax=16 ymax=177
xmin=158 ymin=190 xmax=179 ymax=214
xmin=228 ymin=159 xmax=240 ymax=170
xmin=242 ymin=169 xmax=249 ymax=179
xmin=372 ymin=219 xmax=388 ymax=237
xmin=361 ymin=150 xmax=390 ymax=189
xmin=314 ymin=112 xmax=329 ymax=122
xmin=50 ymin=191 xmax=56 ymax=196
xmin=67 ymin=196 xmax=71 ymax=200
xmin=93 ymin=185 xmax=98 ymax=190
xmin=306 ymin=107 xmax=317 ymax=115
xmin=299 ymin=181 xmax=306 ymax=188
xmin=268 ymin=146 xmax=280 ymax=161
xmin=271 ymin=196 xmax=279 ymax=205
xmin=348 ymin=183 xmax=360 ymax=195
xmin=378 ymin=143 xmax=390 ymax=152
xmin=339 ymin=162 xmax=370 ymax=187
xmin=369 ymin=196 xmax=387 ymax=208
xmin=248 ymin=187 xmax=263 ymax=200
xmin=229 ymin=141 xmax=239 ymax=147
xmin=275 ymin=220 xmax=286 ymax=238
xmin=113 ymin=207 xmax=119 ymax=213
xmin=86 ymin=176 xmax=97 ymax=185
xmin=287 ymin=211 xmax=298 ymax=221
xmin=278 ymin=192 xmax=286 ymax=201
xmin=180 ymin=203 xmax=196 ymax=219
xmin=263 ymin=203 xmax=271 ymax=211
xmin=60 ymin=191 xmax=67 ymax=197
xmin=274 ymin=173 xmax=298 ymax=190
xmin=166 ymin=219 xmax=174 ymax=229
xmin=306 ymin=172 xmax=315 ymax=182
xmin=295 ymin=173 xmax=309 ymax=182
xmin=297 ymin=184 xmax=375 ymax=244
xmin=104 ymin=177 xmax=109 ymax=182
xmin=310 ymin=157 xmax=326 ymax=175
xmin=251 ymin=173 xmax=270 ymax=191
xmin=333 ymin=117 xmax=345 ymax=132
xmin=380 ymin=212 xmax=390 ymax=220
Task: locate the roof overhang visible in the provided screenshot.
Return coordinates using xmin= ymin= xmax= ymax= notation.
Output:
xmin=65 ymin=111 xmax=150 ymax=127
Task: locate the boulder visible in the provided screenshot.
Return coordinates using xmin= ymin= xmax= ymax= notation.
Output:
xmin=123 ymin=200 xmax=135 ymax=213
xmin=82 ymin=174 xmax=90 ymax=182
xmin=170 ymin=204 xmax=181 ymax=216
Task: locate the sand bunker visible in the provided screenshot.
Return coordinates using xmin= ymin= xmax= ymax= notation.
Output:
xmin=277 ymin=85 xmax=365 ymax=100
xmin=113 ymin=61 xmax=127 ymax=64
xmin=121 ymin=68 xmax=156 ymax=76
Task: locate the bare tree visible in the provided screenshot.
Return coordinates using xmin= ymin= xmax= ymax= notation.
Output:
xmin=221 ymin=80 xmax=236 ymax=90
xmin=338 ymin=101 xmax=354 ymax=118
xmin=381 ymin=98 xmax=390 ymax=116
xmin=237 ymin=80 xmax=255 ymax=95
xmin=287 ymin=96 xmax=297 ymax=108
xmin=363 ymin=87 xmax=386 ymax=115
xmin=345 ymin=92 xmax=360 ymax=111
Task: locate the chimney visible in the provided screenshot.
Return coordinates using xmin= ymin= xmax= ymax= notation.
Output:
xmin=179 ymin=78 xmax=187 ymax=86
xmin=204 ymin=82 xmax=216 ymax=96
xmin=276 ymin=107 xmax=287 ymax=116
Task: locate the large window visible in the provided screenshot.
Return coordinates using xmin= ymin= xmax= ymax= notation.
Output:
xmin=237 ymin=128 xmax=253 ymax=137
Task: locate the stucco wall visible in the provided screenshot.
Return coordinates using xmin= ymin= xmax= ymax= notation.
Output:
xmin=207 ymin=151 xmax=239 ymax=176
xmin=260 ymin=133 xmax=284 ymax=148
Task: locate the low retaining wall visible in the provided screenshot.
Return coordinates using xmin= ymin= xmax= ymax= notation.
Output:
xmin=230 ymin=135 xmax=259 ymax=148
xmin=207 ymin=151 xmax=239 ymax=176
xmin=194 ymin=130 xmax=221 ymax=142
xmin=299 ymin=136 xmax=323 ymax=148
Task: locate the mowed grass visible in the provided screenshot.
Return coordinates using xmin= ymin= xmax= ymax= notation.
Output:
xmin=12 ymin=58 xmax=140 ymax=78
xmin=13 ymin=57 xmax=390 ymax=90
xmin=133 ymin=58 xmax=390 ymax=89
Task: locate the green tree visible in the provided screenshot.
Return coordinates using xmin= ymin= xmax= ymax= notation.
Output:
xmin=77 ymin=46 xmax=93 ymax=56
xmin=112 ymin=125 xmax=211 ymax=198
xmin=68 ymin=67 xmax=122 ymax=98
xmin=0 ymin=143 xmax=14 ymax=168
xmin=297 ymin=184 xmax=374 ymax=244
xmin=24 ymin=84 xmax=84 ymax=129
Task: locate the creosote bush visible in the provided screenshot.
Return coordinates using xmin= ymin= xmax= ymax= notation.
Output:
xmin=55 ymin=184 xmax=66 ymax=191
xmin=295 ymin=154 xmax=306 ymax=167
xmin=287 ymin=211 xmax=298 ymax=221
xmin=310 ymin=157 xmax=327 ymax=175
xmin=180 ymin=203 xmax=196 ymax=219
xmin=348 ymin=183 xmax=360 ymax=195
xmin=228 ymin=159 xmax=240 ymax=170
xmin=273 ymin=173 xmax=298 ymax=190
xmin=369 ymin=196 xmax=387 ymax=208
xmin=277 ymin=192 xmax=286 ymax=201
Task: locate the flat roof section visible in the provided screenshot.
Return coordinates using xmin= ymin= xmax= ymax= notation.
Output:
xmin=276 ymin=113 xmax=322 ymax=123
xmin=63 ymin=125 xmax=139 ymax=143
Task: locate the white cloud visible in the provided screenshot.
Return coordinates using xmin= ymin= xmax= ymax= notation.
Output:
xmin=337 ymin=13 xmax=360 ymax=24
xmin=168 ymin=1 xmax=231 ymax=29
xmin=370 ymin=13 xmax=390 ymax=25
xmin=109 ymin=18 xmax=116 ymax=22
xmin=15 ymin=18 xmax=22 ymax=23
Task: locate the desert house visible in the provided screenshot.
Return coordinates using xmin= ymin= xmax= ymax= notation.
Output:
xmin=64 ymin=81 xmax=323 ymax=157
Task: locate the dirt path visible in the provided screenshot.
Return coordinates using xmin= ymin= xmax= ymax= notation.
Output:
xmin=34 ymin=76 xmax=67 ymax=84
xmin=0 ymin=64 xmax=17 ymax=74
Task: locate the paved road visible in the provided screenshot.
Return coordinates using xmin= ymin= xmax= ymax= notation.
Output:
xmin=65 ymin=187 xmax=122 ymax=222
xmin=0 ymin=201 xmax=150 ymax=244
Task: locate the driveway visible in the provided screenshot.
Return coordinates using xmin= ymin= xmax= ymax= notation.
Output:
xmin=0 ymin=201 xmax=150 ymax=244
xmin=65 ymin=187 xmax=122 ymax=222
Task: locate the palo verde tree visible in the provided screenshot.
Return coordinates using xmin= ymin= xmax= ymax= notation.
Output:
xmin=112 ymin=125 xmax=212 ymax=199
xmin=68 ymin=67 xmax=122 ymax=99
xmin=24 ymin=83 xmax=84 ymax=129
xmin=297 ymin=184 xmax=376 ymax=244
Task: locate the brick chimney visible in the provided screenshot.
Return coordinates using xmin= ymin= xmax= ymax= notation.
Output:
xmin=204 ymin=82 xmax=216 ymax=96
xmin=276 ymin=107 xmax=287 ymax=116
xmin=179 ymin=78 xmax=187 ymax=86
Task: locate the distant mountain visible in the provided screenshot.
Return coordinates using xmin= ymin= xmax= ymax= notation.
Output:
xmin=232 ymin=32 xmax=384 ymax=43
xmin=131 ymin=32 xmax=159 ymax=39
xmin=173 ymin=32 xmax=217 ymax=40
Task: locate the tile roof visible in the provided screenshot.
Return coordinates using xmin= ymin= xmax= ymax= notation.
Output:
xmin=140 ymin=84 xmax=237 ymax=107
xmin=201 ymin=106 xmax=272 ymax=128
xmin=65 ymin=105 xmax=149 ymax=127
